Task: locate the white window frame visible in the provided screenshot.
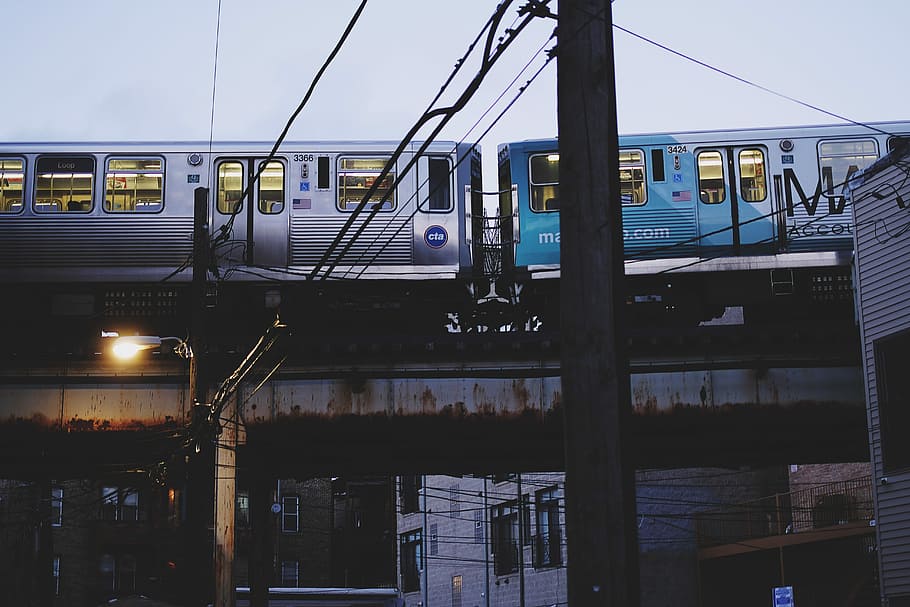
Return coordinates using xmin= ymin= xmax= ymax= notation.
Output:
xmin=51 ymin=486 xmax=63 ymax=527
xmin=281 ymin=495 xmax=299 ymax=533
xmin=53 ymin=555 xmax=61 ymax=596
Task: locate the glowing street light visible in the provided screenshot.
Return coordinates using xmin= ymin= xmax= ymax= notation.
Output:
xmin=104 ymin=332 xmax=193 ymax=360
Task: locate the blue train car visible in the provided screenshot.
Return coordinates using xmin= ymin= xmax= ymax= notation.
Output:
xmin=499 ymin=121 xmax=910 ymax=274
xmin=497 ymin=121 xmax=910 ymax=327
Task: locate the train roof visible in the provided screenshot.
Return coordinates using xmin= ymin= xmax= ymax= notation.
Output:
xmin=499 ymin=120 xmax=910 ymax=150
xmin=0 ymin=139 xmax=471 ymax=153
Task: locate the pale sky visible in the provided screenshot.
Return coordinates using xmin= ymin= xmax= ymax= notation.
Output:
xmin=4 ymin=1 xmax=908 ymax=187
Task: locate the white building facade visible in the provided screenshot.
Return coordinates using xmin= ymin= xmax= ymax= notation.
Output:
xmin=850 ymin=140 xmax=910 ymax=603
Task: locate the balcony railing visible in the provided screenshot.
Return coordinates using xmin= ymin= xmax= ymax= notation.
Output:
xmin=695 ymin=476 xmax=873 ymax=548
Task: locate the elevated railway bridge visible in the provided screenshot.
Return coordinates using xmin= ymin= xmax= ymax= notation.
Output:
xmin=0 ymin=313 xmax=866 ymax=479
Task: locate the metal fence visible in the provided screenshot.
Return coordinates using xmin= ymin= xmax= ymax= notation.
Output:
xmin=695 ymin=476 xmax=873 ymax=548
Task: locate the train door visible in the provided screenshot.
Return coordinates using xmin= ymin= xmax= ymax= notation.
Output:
xmin=213 ymin=157 xmax=287 ymax=267
xmin=413 ymin=154 xmax=459 ymax=267
xmin=695 ymin=145 xmax=774 ymax=252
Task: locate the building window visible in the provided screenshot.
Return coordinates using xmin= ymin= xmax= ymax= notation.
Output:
xmin=521 ymin=493 xmax=531 ymax=546
xmin=101 ymin=487 xmax=139 ymax=522
xmin=534 ymin=486 xmax=563 ymax=568
xmin=236 ymin=490 xmax=250 ymax=528
xmin=53 ymin=555 xmax=61 ymax=596
xmin=875 ymin=328 xmax=910 ymax=472
xmin=280 ymin=560 xmax=299 ymax=587
xmin=281 ymin=495 xmax=299 ymax=533
xmin=449 ymin=484 xmax=459 ymax=518
xmin=104 ymin=157 xmax=164 ymax=212
xmin=121 ymin=490 xmax=139 ymax=521
xmin=452 ymin=574 xmax=463 ymax=607
xmin=429 ymin=523 xmax=439 ymax=555
xmin=473 ymin=510 xmax=484 ymax=543
xmin=491 ymin=501 xmax=519 ymax=575
xmin=0 ymin=158 xmax=24 ymax=213
xmin=400 ymin=475 xmax=422 ymax=514
xmin=51 ymin=486 xmax=63 ymax=527
xmin=337 ymin=157 xmax=395 ymax=211
xmin=400 ymin=529 xmax=423 ymax=593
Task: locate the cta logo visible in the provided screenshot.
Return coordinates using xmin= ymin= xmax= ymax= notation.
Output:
xmin=424 ymin=225 xmax=448 ymax=249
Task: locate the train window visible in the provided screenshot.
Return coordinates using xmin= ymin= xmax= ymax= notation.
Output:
xmin=650 ymin=149 xmax=666 ymax=183
xmin=738 ymin=149 xmax=767 ymax=203
xmin=34 ymin=156 xmax=95 ymax=213
xmin=104 ymin=158 xmax=164 ymax=212
xmin=818 ymin=139 xmax=878 ymax=195
xmin=317 ymin=156 xmax=330 ymax=190
xmin=217 ymin=161 xmax=244 ymax=214
xmin=887 ymin=136 xmax=909 ymax=154
xmin=619 ymin=149 xmax=646 ymax=205
xmin=498 ymin=152 xmax=512 ymax=215
xmin=258 ymin=160 xmax=284 ymax=214
xmin=427 ymin=156 xmax=452 ymax=211
xmin=529 ymin=153 xmax=559 ymax=212
xmin=0 ymin=158 xmax=24 ymax=213
xmin=337 ymin=157 xmax=395 ymax=212
xmin=696 ymin=151 xmax=725 ymax=204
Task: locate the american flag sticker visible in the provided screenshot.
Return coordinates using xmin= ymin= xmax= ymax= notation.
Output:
xmin=292 ymin=198 xmax=311 ymax=210
xmin=671 ymin=190 xmax=692 ymax=202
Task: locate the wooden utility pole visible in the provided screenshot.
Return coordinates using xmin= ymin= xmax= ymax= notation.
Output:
xmin=558 ymin=1 xmax=640 ymax=606
xmin=213 ymin=391 xmax=238 ymax=607
xmin=186 ymin=186 xmax=215 ymax=607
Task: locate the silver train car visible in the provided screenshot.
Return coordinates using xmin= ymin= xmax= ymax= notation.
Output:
xmin=0 ymin=140 xmax=482 ymax=285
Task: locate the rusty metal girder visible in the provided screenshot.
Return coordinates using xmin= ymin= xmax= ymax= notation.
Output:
xmin=0 ymin=364 xmax=863 ymax=430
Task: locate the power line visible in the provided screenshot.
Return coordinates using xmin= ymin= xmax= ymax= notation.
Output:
xmin=612 ymin=22 xmax=894 ymax=137
xmin=341 ymin=33 xmax=557 ymax=281
xmin=209 ymin=0 xmax=370 ymax=257
xmin=309 ymin=0 xmax=554 ymax=282
xmin=206 ymin=0 xmax=224 ymax=193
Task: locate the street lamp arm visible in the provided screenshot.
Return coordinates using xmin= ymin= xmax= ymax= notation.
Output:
xmin=108 ymin=334 xmax=193 ymax=360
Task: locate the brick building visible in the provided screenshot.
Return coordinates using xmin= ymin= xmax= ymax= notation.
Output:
xmin=0 ymin=474 xmax=396 ymax=606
